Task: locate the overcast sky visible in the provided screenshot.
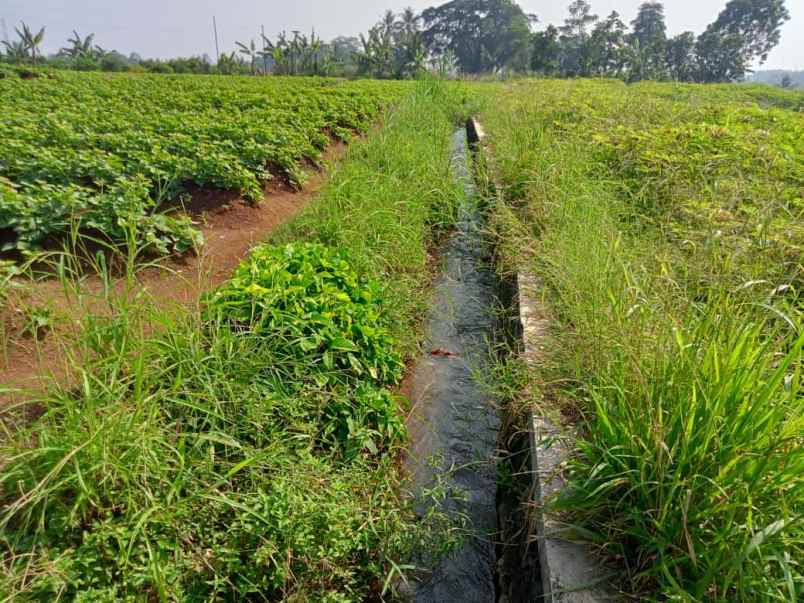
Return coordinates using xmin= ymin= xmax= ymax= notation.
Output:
xmin=2 ymin=1 xmax=801 ymax=70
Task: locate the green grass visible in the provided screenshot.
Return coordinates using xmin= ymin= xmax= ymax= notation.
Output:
xmin=482 ymin=79 xmax=803 ymax=601
xmin=0 ymin=80 xmax=468 ymax=601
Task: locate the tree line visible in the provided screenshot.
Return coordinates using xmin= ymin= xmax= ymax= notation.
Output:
xmin=1 ymin=0 xmax=791 ymax=83
xmin=528 ymin=0 xmax=790 ymax=83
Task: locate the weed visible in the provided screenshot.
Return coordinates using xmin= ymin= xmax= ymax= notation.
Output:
xmin=482 ymin=78 xmax=804 ymax=600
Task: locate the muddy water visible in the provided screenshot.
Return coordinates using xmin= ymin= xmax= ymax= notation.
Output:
xmin=405 ymin=129 xmax=500 ymax=602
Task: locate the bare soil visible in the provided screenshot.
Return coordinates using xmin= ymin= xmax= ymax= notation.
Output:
xmin=0 ymin=143 xmax=346 ymax=406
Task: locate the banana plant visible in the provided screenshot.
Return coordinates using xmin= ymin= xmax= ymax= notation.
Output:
xmin=216 ymin=51 xmax=240 ymax=74
xmin=59 ymin=31 xmax=97 ymax=58
xmin=1 ymin=40 xmax=27 ymax=63
xmin=11 ymin=22 xmax=45 ymax=64
xmin=235 ymin=38 xmax=259 ymax=75
xmin=309 ymin=29 xmax=324 ymax=75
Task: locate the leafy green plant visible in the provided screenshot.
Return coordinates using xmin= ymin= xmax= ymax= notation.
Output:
xmin=208 ymin=242 xmax=404 ymax=387
xmin=0 ymin=73 xmax=411 ymax=257
xmin=21 ymin=304 xmax=54 ymax=339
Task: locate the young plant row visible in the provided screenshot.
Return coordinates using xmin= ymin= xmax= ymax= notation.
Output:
xmin=482 ymin=79 xmax=803 ymax=601
xmin=0 ymin=72 xmax=411 ymax=256
xmin=0 ymin=81 xmax=468 ymax=601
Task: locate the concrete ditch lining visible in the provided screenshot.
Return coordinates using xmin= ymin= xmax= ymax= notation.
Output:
xmin=468 ymin=117 xmax=619 ymax=603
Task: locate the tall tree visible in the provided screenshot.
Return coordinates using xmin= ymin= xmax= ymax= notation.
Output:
xmin=558 ymin=0 xmax=598 ymax=76
xmin=394 ymin=8 xmax=427 ymax=77
xmin=358 ymin=10 xmax=426 ymax=78
xmin=629 ymin=2 xmax=668 ymax=81
xmin=630 ymin=2 xmax=667 ymax=50
xmin=694 ymin=30 xmax=745 ymax=82
xmin=560 ymin=0 xmax=598 ymax=41
xmin=359 ymin=14 xmax=396 ymax=78
xmin=665 ymin=31 xmax=696 ymax=81
xmin=531 ymin=25 xmax=561 ymax=75
xmin=588 ymin=11 xmax=629 ymax=77
xmin=421 ymin=0 xmax=535 ymax=74
xmin=696 ymin=0 xmax=790 ymax=82
xmin=328 ymin=36 xmax=361 ymax=74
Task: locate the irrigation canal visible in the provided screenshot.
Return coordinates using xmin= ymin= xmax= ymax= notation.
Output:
xmin=405 ymin=126 xmax=504 ymax=602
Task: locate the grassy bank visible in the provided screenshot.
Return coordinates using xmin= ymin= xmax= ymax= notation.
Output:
xmin=0 ymin=80 xmax=468 ymax=601
xmin=482 ymin=79 xmax=803 ymax=601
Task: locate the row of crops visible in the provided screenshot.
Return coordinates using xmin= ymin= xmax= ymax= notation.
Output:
xmin=0 ymin=80 xmax=466 ymax=600
xmin=482 ymin=79 xmax=803 ymax=600
xmin=0 ymin=72 xmax=410 ymax=255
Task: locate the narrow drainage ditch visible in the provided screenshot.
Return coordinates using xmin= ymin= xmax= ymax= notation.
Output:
xmin=403 ymin=122 xmax=542 ymax=602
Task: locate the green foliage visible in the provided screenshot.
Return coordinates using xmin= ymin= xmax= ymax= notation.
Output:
xmin=557 ymin=0 xmax=599 ymax=76
xmin=482 ymin=78 xmax=803 ymax=600
xmin=20 ymin=304 xmax=54 ymax=339
xmin=359 ymin=10 xmax=428 ymax=79
xmin=259 ymin=30 xmax=337 ymax=77
xmin=627 ymin=2 xmax=668 ymax=81
xmin=563 ymin=319 xmax=803 ymax=600
xmin=209 ymin=242 xmax=404 ymax=387
xmin=587 ymin=11 xmax=629 ymax=77
xmin=0 ymin=72 xmax=409 ymax=256
xmin=665 ymin=31 xmax=697 ymax=81
xmin=2 ymin=22 xmax=46 ymax=65
xmin=421 ymin=0 xmax=535 ymax=74
xmin=529 ymin=0 xmax=791 ymax=83
xmin=531 ymin=25 xmax=561 ymax=74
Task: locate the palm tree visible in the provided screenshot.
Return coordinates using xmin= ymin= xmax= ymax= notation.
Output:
xmin=398 ymin=7 xmax=420 ymax=39
xmin=275 ymin=31 xmax=290 ymax=74
xmin=381 ymin=10 xmax=396 ymax=39
xmin=15 ymin=22 xmax=45 ymax=64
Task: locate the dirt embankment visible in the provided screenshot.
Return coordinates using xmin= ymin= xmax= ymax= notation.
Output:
xmin=0 ymin=144 xmax=346 ymax=406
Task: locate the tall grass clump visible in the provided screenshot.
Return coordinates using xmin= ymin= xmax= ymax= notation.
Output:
xmin=482 ymin=79 xmax=803 ymax=600
xmin=0 ymin=80 xmax=467 ymax=600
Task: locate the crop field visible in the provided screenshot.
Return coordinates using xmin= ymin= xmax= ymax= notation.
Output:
xmin=0 ymin=66 xmax=802 ymax=602
xmin=482 ymin=79 xmax=803 ymax=600
xmin=0 ymin=78 xmax=469 ymax=600
xmin=0 ymin=73 xmax=409 ymax=255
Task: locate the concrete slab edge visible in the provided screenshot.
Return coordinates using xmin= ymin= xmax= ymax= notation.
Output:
xmin=468 ymin=117 xmax=620 ymax=603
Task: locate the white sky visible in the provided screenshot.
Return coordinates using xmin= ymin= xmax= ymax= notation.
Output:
xmin=2 ymin=1 xmax=802 ymax=70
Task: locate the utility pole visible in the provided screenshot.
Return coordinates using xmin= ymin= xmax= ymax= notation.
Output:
xmin=212 ymin=16 xmax=220 ymax=64
xmin=1 ymin=17 xmax=9 ymax=44
xmin=261 ymin=24 xmax=268 ymax=74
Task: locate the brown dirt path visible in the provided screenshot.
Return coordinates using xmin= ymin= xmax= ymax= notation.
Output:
xmin=0 ymin=144 xmax=346 ymax=405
